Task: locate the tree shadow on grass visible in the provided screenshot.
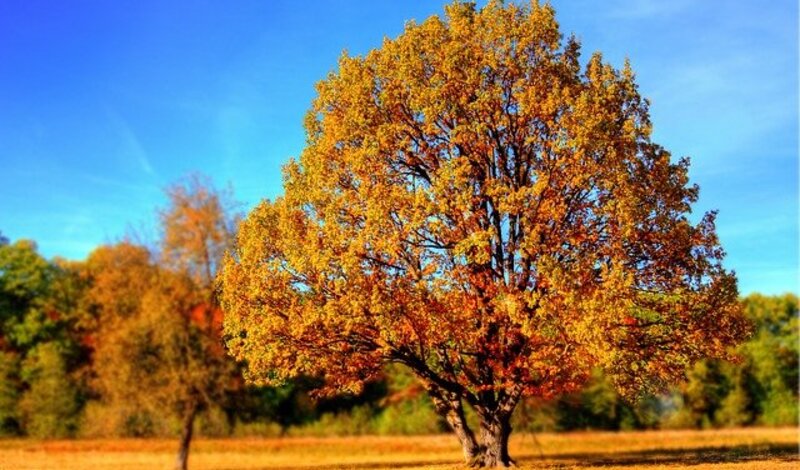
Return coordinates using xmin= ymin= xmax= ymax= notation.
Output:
xmin=516 ymin=443 xmax=799 ymax=467
xmin=219 ymin=459 xmax=457 ymax=470
xmin=222 ymin=442 xmax=799 ymax=469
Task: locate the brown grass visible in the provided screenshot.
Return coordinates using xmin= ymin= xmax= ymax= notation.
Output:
xmin=0 ymin=427 xmax=796 ymax=469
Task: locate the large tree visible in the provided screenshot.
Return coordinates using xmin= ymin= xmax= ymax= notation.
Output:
xmin=220 ymin=2 xmax=748 ymax=466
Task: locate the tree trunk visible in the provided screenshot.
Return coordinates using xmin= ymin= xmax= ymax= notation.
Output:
xmin=175 ymin=402 xmax=198 ymax=470
xmin=425 ymin=384 xmax=521 ymax=467
xmin=477 ymin=414 xmax=513 ymax=467
xmin=430 ymin=392 xmax=480 ymax=463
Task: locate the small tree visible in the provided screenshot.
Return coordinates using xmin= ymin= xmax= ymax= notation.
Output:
xmin=87 ymin=175 xmax=239 ymax=470
xmin=158 ymin=175 xmax=239 ymax=470
xmin=220 ymin=2 xmax=748 ymax=466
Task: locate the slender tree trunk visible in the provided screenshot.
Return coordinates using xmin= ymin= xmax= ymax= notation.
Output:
xmin=429 ymin=392 xmax=480 ymax=463
xmin=175 ymin=402 xmax=198 ymax=470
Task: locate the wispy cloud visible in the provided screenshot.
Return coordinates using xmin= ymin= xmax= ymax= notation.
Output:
xmin=78 ymin=172 xmax=159 ymax=194
xmin=106 ymin=108 xmax=155 ymax=175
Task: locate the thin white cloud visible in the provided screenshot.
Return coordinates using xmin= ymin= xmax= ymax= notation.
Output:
xmin=78 ymin=172 xmax=159 ymax=193
xmin=106 ymin=108 xmax=155 ymax=175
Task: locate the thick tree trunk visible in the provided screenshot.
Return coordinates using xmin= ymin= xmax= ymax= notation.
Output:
xmin=477 ymin=414 xmax=513 ymax=467
xmin=424 ymin=382 xmax=521 ymax=467
xmin=175 ymin=402 xmax=198 ymax=470
xmin=471 ymin=385 xmax=522 ymax=467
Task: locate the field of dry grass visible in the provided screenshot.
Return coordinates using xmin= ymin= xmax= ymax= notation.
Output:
xmin=0 ymin=427 xmax=796 ymax=469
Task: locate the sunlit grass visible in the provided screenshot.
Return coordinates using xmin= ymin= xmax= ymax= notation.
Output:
xmin=0 ymin=427 xmax=796 ymax=469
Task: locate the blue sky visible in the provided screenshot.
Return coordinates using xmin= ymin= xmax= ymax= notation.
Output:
xmin=0 ymin=0 xmax=796 ymax=294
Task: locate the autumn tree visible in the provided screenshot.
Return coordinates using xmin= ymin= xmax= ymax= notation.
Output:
xmin=85 ymin=176 xmax=238 ymax=470
xmin=157 ymin=174 xmax=240 ymax=470
xmin=84 ymin=242 xmax=162 ymax=435
xmin=82 ymin=242 xmax=157 ymax=326
xmin=220 ymin=2 xmax=748 ymax=466
xmin=160 ymin=173 xmax=239 ymax=294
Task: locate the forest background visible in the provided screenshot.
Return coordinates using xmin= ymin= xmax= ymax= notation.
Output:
xmin=1 ymin=175 xmax=796 ymax=440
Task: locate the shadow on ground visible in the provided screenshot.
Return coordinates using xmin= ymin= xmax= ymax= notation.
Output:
xmin=229 ymin=442 xmax=799 ymax=469
xmin=516 ymin=443 xmax=799 ymax=467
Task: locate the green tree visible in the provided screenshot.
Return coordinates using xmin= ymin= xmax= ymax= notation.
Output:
xmin=661 ymin=294 xmax=797 ymax=429
xmin=663 ymin=360 xmax=727 ymax=428
xmin=0 ymin=240 xmax=86 ymax=437
xmin=741 ymin=294 xmax=798 ymax=425
xmin=0 ymin=240 xmax=54 ymax=349
xmin=19 ymin=342 xmax=79 ymax=438
xmin=714 ymin=362 xmax=752 ymax=427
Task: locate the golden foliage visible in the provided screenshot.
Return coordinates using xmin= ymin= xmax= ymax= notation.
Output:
xmin=161 ymin=173 xmax=239 ymax=293
xmin=221 ymin=0 xmax=747 ymax=412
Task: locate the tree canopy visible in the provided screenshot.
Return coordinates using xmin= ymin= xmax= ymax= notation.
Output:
xmin=220 ymin=1 xmax=748 ymax=466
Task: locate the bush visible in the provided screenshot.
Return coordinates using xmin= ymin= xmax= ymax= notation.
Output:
xmin=196 ymin=405 xmax=232 ymax=437
xmin=288 ymin=405 xmax=377 ymax=437
xmin=231 ymin=420 xmax=284 ymax=437
xmin=79 ymin=401 xmax=177 ymax=438
xmin=512 ymin=398 xmax=559 ymax=432
xmin=759 ymin=388 xmax=799 ymax=426
xmin=78 ymin=401 xmax=120 ymax=438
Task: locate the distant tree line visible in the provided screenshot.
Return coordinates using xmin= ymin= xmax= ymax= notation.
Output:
xmin=0 ymin=178 xmax=796 ymax=447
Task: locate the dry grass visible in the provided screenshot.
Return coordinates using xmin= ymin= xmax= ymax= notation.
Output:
xmin=0 ymin=427 xmax=796 ymax=469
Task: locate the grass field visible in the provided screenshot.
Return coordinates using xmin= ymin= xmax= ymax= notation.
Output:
xmin=0 ymin=427 xmax=796 ymax=469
